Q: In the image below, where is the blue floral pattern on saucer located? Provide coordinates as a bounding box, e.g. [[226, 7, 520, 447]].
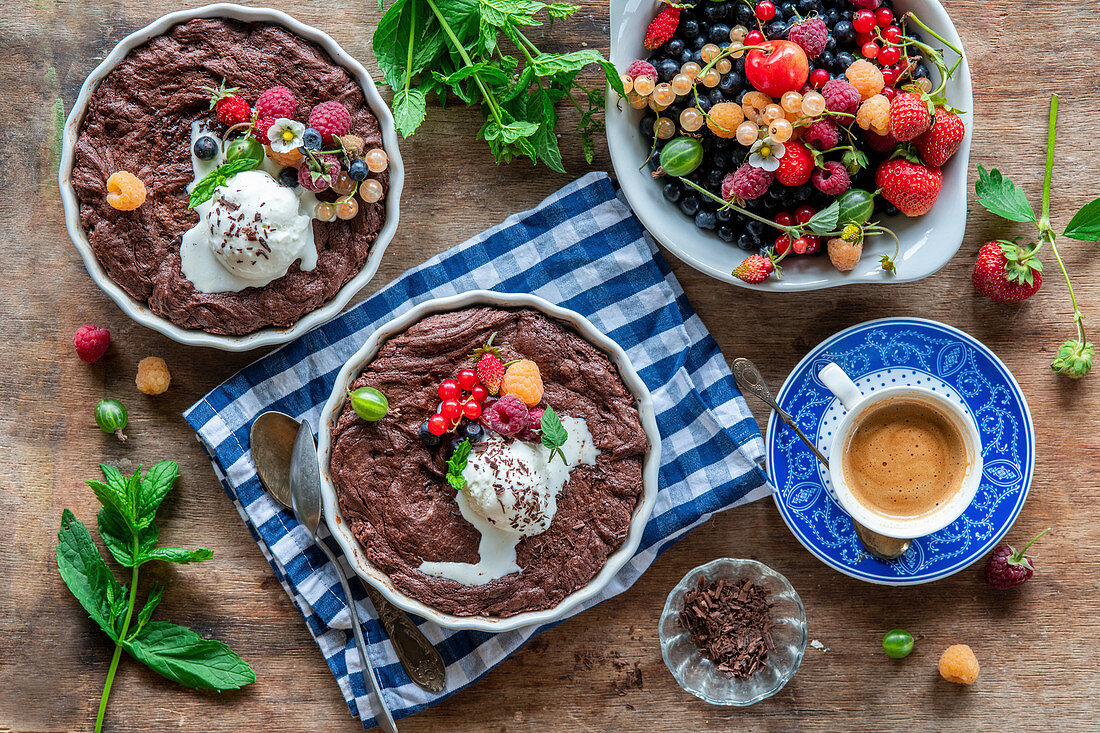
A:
[[766, 318, 1034, 585]]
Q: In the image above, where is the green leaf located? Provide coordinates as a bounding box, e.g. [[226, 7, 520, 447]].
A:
[[445, 439, 472, 491], [529, 49, 605, 77], [126, 621, 255, 691], [545, 2, 576, 19], [134, 584, 164, 635], [373, 0, 446, 89], [137, 460, 179, 528], [479, 0, 546, 27], [392, 83, 429, 138], [806, 200, 840, 235], [530, 88, 564, 173], [1063, 196, 1100, 241], [56, 509, 121, 640], [188, 158, 257, 209], [975, 165, 1036, 223], [484, 119, 540, 143], [600, 61, 626, 97], [142, 547, 214, 565], [98, 503, 150, 567], [540, 406, 569, 464]]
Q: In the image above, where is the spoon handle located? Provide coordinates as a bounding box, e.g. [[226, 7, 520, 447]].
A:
[[733, 358, 830, 469], [316, 540, 399, 733], [361, 582, 447, 692]]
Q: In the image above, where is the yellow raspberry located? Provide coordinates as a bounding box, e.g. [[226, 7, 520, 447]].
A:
[[706, 102, 745, 138], [135, 356, 171, 396], [501, 359, 544, 407], [741, 90, 771, 123], [938, 644, 980, 685], [827, 237, 862, 272], [105, 171, 147, 211], [845, 59, 884, 100], [856, 95, 891, 136], [265, 145, 303, 168]]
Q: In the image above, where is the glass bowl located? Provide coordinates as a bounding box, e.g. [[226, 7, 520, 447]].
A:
[[659, 558, 807, 706]]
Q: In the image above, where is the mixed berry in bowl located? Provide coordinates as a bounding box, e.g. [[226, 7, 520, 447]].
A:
[[618, 0, 964, 283]]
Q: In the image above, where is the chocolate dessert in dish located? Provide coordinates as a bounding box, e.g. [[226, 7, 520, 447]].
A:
[[71, 18, 390, 336], [329, 307, 649, 618]]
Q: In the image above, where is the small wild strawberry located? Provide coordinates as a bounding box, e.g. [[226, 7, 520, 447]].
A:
[[732, 254, 775, 284], [644, 4, 680, 50]]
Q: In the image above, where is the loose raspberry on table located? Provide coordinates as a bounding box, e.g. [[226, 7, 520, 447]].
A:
[[73, 324, 110, 363], [255, 86, 296, 120], [517, 406, 544, 442], [485, 395, 529, 437], [308, 101, 352, 143], [502, 359, 544, 407], [253, 116, 279, 144], [626, 59, 658, 80], [722, 164, 774, 201], [136, 356, 171, 395], [938, 645, 980, 685], [812, 160, 851, 195], [845, 59, 884, 100], [787, 18, 828, 57], [805, 118, 839, 149], [856, 94, 891, 136], [821, 79, 861, 116], [298, 154, 341, 193], [105, 171, 147, 211]]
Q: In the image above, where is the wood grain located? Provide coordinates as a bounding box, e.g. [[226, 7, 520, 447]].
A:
[[2, 0, 1099, 730]]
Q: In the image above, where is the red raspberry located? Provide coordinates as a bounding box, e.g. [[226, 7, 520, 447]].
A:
[[787, 18, 828, 58], [308, 101, 351, 143], [484, 395, 529, 437], [804, 118, 839, 149], [476, 353, 505, 395], [255, 86, 296, 120], [626, 59, 658, 80], [517, 406, 545, 442], [298, 153, 341, 192], [73, 324, 110, 363], [775, 141, 813, 187], [984, 529, 1050, 589], [812, 160, 851, 195], [215, 95, 251, 127], [722, 164, 774, 201], [821, 78, 860, 116], [253, 116, 279, 144], [644, 5, 681, 50]]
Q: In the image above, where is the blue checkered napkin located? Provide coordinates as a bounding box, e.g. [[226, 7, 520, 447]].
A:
[[183, 171, 770, 728]]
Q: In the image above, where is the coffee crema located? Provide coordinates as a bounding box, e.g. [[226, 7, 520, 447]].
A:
[[841, 398, 967, 519]]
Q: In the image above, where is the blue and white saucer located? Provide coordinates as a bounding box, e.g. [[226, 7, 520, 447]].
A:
[[766, 317, 1035, 585]]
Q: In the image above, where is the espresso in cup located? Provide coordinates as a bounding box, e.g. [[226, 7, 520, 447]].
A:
[[841, 397, 968, 519]]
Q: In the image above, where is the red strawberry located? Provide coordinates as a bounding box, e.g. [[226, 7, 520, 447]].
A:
[[972, 241, 1043, 302], [915, 109, 965, 166], [775, 142, 814, 187], [644, 4, 681, 50], [476, 353, 505, 396], [253, 116, 279, 144], [732, 254, 775, 283], [887, 92, 932, 141], [875, 158, 942, 216], [984, 528, 1050, 589], [204, 79, 251, 127]]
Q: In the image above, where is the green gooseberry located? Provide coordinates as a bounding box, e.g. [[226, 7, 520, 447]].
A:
[[348, 387, 388, 422], [94, 398, 128, 442], [883, 628, 914, 659], [225, 136, 264, 169]]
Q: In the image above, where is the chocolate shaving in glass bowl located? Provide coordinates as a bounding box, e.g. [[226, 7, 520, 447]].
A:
[[678, 576, 775, 680]]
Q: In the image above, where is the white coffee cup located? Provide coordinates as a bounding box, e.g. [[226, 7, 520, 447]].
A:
[[818, 363, 983, 539]]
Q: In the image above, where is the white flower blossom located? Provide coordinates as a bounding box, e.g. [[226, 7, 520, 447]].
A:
[[747, 136, 785, 172], [267, 118, 306, 153]]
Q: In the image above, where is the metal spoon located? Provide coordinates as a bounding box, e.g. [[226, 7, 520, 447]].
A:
[[251, 411, 446, 693], [291, 422, 399, 733], [732, 358, 911, 561]]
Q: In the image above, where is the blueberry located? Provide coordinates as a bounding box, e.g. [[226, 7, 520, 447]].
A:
[[679, 195, 701, 217], [717, 225, 735, 242], [705, 168, 725, 188], [692, 36, 706, 51], [818, 51, 836, 72], [833, 20, 855, 43], [883, 203, 900, 217], [709, 89, 725, 106], [658, 58, 680, 82], [746, 219, 767, 240], [193, 135, 219, 161], [277, 167, 300, 188], [681, 49, 696, 65], [835, 51, 856, 70], [704, 2, 730, 22], [302, 127, 323, 151], [780, 2, 796, 18], [640, 116, 656, 138], [709, 24, 731, 44], [766, 20, 788, 39], [736, 232, 759, 251], [716, 206, 733, 223], [348, 158, 368, 181], [798, 0, 819, 13], [719, 71, 742, 97], [825, 35, 837, 52], [695, 95, 712, 112], [712, 150, 730, 169], [420, 420, 442, 448], [681, 19, 700, 39], [667, 39, 686, 56], [734, 3, 755, 26], [447, 437, 469, 456], [913, 62, 929, 80], [823, 8, 840, 26], [695, 210, 718, 230], [662, 181, 683, 203], [463, 421, 485, 442]]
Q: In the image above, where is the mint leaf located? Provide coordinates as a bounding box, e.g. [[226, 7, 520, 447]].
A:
[[1063, 196, 1100, 241], [98, 503, 154, 567], [540, 406, 569, 464], [56, 509, 121, 640], [600, 61, 626, 97], [545, 2, 576, 19], [134, 584, 163, 635], [126, 621, 255, 691], [529, 49, 605, 77], [142, 547, 214, 565], [446, 439, 472, 491], [806, 200, 840, 235], [374, 0, 446, 89], [393, 82, 429, 138], [188, 158, 256, 209], [137, 460, 179, 528], [975, 165, 1036, 223]]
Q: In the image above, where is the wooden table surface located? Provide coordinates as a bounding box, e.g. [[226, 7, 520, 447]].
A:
[[3, 0, 1098, 730]]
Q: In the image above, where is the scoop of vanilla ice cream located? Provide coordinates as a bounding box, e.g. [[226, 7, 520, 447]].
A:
[[461, 439, 555, 537], [204, 170, 313, 281]]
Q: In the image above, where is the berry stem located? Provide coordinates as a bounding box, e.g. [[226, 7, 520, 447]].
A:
[[1011, 527, 1052, 561], [425, 0, 506, 125], [679, 177, 799, 237], [95, 538, 140, 733]]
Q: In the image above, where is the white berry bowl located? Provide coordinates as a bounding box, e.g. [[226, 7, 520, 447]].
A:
[[58, 3, 403, 351], [606, 0, 972, 290]]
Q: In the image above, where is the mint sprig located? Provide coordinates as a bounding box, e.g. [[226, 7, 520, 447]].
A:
[[56, 462, 254, 733], [540, 405, 569, 465], [188, 157, 256, 209], [446, 438, 472, 491], [975, 94, 1093, 378]]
